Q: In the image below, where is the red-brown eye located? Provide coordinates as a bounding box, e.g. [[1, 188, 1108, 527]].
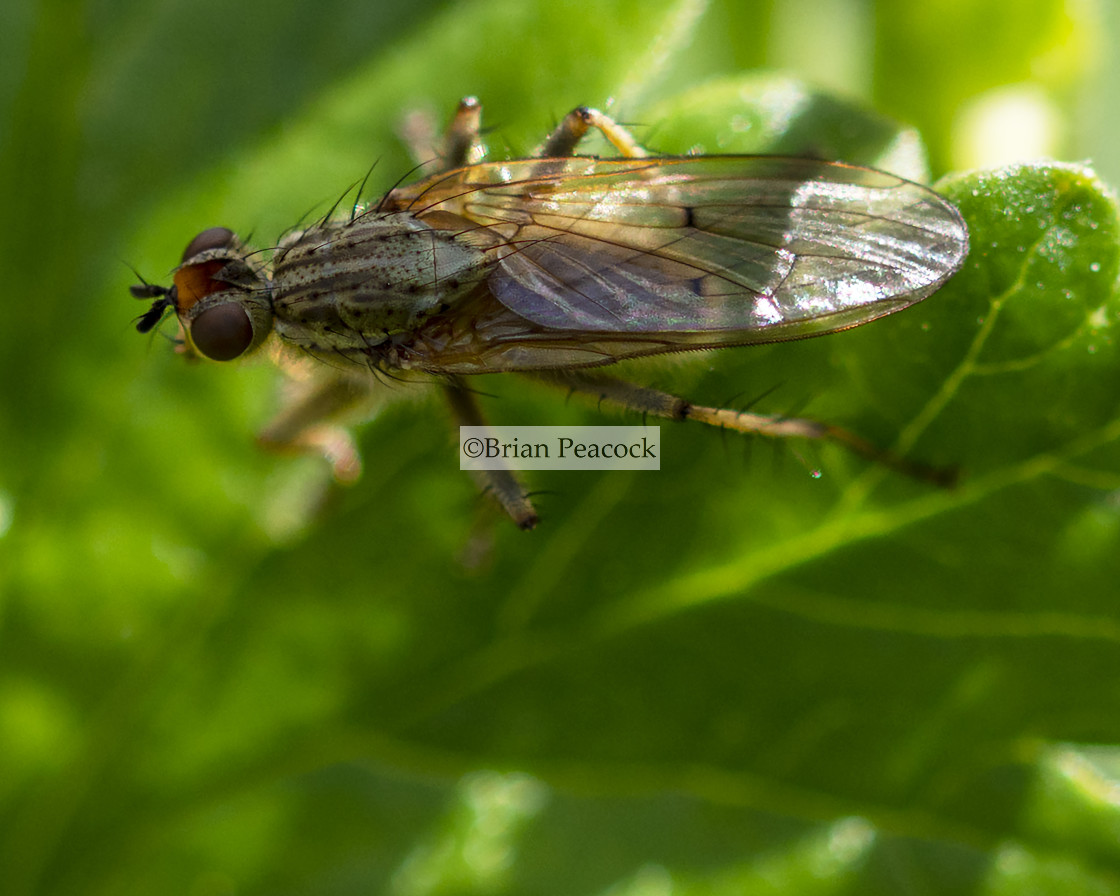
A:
[[182, 227, 235, 262], [190, 303, 253, 361]]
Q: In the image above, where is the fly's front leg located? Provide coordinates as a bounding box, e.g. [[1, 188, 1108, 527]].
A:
[[257, 374, 373, 483], [532, 371, 954, 486], [536, 106, 649, 158], [444, 378, 539, 531]]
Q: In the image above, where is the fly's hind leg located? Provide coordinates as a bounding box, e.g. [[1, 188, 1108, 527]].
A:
[[533, 371, 955, 486], [536, 107, 649, 158], [444, 377, 539, 530], [403, 99, 647, 174]]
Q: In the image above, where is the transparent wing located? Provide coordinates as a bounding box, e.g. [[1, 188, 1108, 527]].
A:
[[384, 155, 968, 372]]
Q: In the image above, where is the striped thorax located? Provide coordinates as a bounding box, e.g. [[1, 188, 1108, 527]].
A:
[[269, 214, 490, 365]]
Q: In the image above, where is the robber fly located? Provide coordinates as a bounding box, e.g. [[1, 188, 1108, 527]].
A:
[[132, 98, 969, 529]]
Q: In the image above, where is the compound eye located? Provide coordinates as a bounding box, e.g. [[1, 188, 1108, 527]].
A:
[[182, 226, 235, 262], [190, 302, 253, 361]]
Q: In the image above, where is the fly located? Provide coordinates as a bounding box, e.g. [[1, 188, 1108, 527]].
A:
[[132, 98, 969, 529]]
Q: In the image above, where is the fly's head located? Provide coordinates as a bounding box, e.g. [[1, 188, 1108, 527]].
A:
[[131, 227, 274, 362]]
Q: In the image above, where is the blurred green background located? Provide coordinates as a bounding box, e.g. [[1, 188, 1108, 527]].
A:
[[3, 0, 1120, 893]]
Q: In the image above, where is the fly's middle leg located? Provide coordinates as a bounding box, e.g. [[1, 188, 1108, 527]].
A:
[[400, 96, 485, 173], [443, 377, 539, 530], [439, 96, 485, 169]]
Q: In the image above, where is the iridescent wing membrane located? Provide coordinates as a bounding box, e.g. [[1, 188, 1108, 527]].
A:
[[386, 155, 968, 370]]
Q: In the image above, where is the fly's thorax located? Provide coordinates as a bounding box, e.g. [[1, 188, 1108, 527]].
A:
[[172, 227, 274, 362], [269, 214, 492, 356]]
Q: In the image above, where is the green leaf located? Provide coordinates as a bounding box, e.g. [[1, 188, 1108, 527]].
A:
[[873, 0, 1098, 170], [3, 1, 1120, 895]]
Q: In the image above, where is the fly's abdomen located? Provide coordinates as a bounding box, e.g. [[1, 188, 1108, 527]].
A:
[[270, 213, 492, 358]]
